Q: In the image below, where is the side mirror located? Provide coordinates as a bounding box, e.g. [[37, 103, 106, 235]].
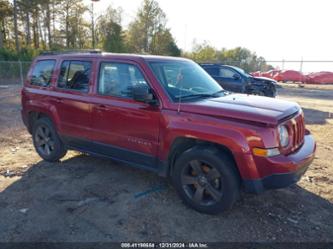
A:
[[233, 74, 241, 80], [132, 84, 157, 105]]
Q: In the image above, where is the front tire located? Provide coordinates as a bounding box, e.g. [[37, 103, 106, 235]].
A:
[[172, 146, 240, 214], [32, 117, 67, 162]]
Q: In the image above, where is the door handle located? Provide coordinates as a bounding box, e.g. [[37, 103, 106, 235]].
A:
[[96, 104, 108, 111], [55, 97, 62, 103]]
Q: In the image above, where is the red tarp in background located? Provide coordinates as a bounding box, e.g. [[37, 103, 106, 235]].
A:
[[250, 70, 333, 84], [273, 70, 305, 82], [305, 71, 333, 84]]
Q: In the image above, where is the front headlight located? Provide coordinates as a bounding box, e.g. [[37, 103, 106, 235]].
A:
[[278, 125, 289, 147]]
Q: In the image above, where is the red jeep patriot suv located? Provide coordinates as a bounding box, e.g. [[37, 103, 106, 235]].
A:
[[21, 51, 316, 214]]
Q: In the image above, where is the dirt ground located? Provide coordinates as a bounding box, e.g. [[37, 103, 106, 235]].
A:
[[0, 83, 332, 242]]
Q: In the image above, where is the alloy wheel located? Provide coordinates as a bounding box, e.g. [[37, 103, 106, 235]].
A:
[[34, 125, 55, 156], [181, 160, 223, 206]]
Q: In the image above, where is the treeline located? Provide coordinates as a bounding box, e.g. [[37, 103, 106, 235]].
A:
[[0, 0, 181, 59], [0, 0, 271, 72], [184, 42, 273, 72]]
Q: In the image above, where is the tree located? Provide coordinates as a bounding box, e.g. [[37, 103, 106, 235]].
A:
[[60, 0, 88, 48], [127, 0, 180, 55], [13, 0, 20, 51], [186, 41, 218, 62], [217, 47, 273, 72], [184, 43, 273, 72], [151, 29, 180, 56], [0, 0, 13, 48], [18, 0, 32, 47], [96, 6, 125, 52]]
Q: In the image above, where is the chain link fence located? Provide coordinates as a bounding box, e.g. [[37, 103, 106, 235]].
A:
[[0, 59, 332, 92], [0, 61, 31, 85]]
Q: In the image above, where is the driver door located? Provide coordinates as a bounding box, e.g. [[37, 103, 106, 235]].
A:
[[90, 61, 161, 170], [216, 67, 243, 92]]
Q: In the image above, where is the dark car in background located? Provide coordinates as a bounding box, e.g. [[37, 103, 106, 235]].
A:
[[200, 64, 277, 97]]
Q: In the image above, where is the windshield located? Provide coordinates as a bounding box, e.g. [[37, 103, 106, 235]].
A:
[[149, 60, 224, 101]]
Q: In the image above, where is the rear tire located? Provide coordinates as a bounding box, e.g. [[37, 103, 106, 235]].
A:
[[32, 117, 67, 162], [172, 146, 240, 214]]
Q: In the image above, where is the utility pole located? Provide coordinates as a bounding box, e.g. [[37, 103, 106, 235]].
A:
[[300, 57, 304, 84]]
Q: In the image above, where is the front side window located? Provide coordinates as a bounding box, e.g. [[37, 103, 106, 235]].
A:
[[149, 60, 224, 101], [219, 68, 236, 78], [31, 60, 56, 87], [57, 61, 91, 92], [98, 62, 148, 98]]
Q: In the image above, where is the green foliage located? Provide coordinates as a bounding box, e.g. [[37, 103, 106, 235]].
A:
[[126, 0, 180, 56], [0, 0, 271, 72], [60, 0, 90, 49], [185, 42, 217, 62], [0, 0, 12, 16], [96, 6, 125, 53], [0, 47, 39, 60], [151, 29, 181, 56], [0, 0, 13, 48], [184, 42, 273, 72]]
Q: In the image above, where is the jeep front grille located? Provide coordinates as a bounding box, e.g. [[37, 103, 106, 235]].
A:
[[281, 111, 305, 154]]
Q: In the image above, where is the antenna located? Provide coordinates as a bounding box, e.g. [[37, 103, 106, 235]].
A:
[[177, 72, 183, 113], [177, 89, 182, 113]]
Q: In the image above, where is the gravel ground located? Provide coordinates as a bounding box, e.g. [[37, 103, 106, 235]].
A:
[[0, 83, 332, 242]]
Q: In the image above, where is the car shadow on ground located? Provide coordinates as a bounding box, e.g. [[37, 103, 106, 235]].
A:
[[0, 154, 332, 242], [303, 107, 333, 125]]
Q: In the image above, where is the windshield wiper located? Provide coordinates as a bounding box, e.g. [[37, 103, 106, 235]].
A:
[[177, 93, 214, 99], [174, 89, 227, 101], [178, 91, 225, 100], [211, 90, 226, 96]]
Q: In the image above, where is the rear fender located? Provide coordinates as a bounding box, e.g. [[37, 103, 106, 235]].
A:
[[26, 99, 61, 132]]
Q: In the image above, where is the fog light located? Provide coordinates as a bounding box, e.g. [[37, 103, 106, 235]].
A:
[[253, 147, 280, 157]]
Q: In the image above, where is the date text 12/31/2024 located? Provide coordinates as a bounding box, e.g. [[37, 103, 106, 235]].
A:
[[120, 242, 208, 248]]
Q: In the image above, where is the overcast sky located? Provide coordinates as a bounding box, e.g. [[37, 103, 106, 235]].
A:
[[85, 0, 333, 71]]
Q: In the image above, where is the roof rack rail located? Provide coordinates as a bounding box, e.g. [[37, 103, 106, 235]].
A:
[[40, 49, 102, 56]]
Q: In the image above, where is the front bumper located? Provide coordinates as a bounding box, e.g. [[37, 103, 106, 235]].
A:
[[243, 134, 316, 193]]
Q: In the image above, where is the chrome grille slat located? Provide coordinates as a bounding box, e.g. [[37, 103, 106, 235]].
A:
[[292, 122, 297, 148], [296, 121, 300, 145]]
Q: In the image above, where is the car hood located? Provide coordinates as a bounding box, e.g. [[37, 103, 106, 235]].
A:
[[180, 94, 300, 125], [252, 76, 277, 84]]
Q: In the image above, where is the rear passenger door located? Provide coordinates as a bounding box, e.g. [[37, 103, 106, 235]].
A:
[[90, 60, 161, 170], [53, 60, 93, 140]]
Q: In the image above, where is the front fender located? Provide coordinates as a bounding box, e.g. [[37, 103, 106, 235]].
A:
[[159, 110, 261, 179]]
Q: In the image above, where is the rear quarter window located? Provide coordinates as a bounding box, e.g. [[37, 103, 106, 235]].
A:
[[30, 60, 56, 87], [204, 67, 219, 76]]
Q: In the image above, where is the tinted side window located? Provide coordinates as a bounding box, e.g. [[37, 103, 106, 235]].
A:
[[31, 60, 56, 87], [219, 68, 236, 78], [205, 67, 219, 76], [57, 61, 91, 92], [98, 62, 148, 98]]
